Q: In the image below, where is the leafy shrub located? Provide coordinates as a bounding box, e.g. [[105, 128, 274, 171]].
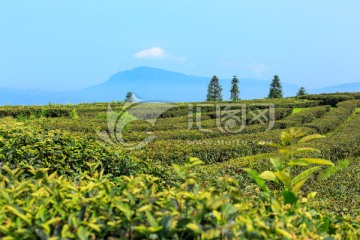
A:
[[0, 160, 359, 239], [275, 105, 331, 129], [320, 159, 351, 180], [298, 93, 355, 107], [131, 128, 317, 164], [0, 106, 71, 118], [70, 108, 79, 120], [244, 128, 334, 202], [122, 124, 273, 142], [310, 158, 360, 215], [310, 111, 360, 161], [304, 100, 359, 134], [0, 119, 140, 177]]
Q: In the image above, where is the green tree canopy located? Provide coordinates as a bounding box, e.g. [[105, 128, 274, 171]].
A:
[[296, 87, 307, 96], [125, 92, 135, 103], [268, 75, 283, 98], [206, 75, 223, 101], [230, 75, 240, 101]]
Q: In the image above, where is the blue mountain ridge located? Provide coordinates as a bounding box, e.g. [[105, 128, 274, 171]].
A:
[[0, 66, 357, 105]]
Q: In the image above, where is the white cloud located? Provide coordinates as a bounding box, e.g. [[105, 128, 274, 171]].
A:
[[133, 47, 167, 59], [248, 63, 271, 76]]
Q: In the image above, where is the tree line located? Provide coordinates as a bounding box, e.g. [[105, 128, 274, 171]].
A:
[[206, 75, 307, 101], [124, 75, 308, 103]]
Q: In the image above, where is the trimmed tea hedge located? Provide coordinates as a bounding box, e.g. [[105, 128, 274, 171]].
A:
[[122, 124, 272, 142], [0, 119, 141, 177], [304, 100, 360, 134], [190, 98, 322, 108], [131, 128, 316, 164], [128, 108, 292, 133], [310, 111, 360, 161], [298, 93, 355, 107], [275, 105, 331, 129], [0, 107, 71, 118], [310, 158, 360, 214]]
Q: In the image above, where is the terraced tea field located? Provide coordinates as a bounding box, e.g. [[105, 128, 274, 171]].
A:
[[1, 93, 360, 239]]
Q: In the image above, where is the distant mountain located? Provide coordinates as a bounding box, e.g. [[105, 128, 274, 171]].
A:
[[1, 66, 300, 105], [312, 82, 360, 94], [81, 67, 300, 102]]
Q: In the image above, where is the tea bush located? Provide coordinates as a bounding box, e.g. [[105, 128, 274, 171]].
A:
[[0, 118, 141, 177], [304, 100, 359, 134], [298, 93, 356, 107], [0, 107, 71, 118], [192, 98, 322, 108], [275, 105, 331, 129], [0, 160, 359, 239], [131, 128, 317, 164], [122, 124, 272, 142], [310, 158, 360, 215], [310, 111, 360, 161]]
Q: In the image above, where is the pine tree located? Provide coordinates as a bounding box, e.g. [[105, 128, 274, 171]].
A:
[[206, 75, 223, 101], [296, 87, 307, 96], [268, 75, 283, 98], [125, 92, 135, 103], [230, 75, 240, 101]]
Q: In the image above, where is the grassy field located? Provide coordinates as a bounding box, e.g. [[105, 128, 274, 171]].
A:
[[1, 93, 360, 239]]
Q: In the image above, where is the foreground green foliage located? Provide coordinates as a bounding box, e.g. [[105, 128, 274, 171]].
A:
[[0, 159, 359, 239], [244, 128, 334, 204], [0, 119, 140, 177]]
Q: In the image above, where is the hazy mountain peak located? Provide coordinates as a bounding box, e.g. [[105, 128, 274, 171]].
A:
[[131, 66, 175, 73], [125, 66, 187, 76], [107, 66, 188, 84], [5, 66, 358, 105]]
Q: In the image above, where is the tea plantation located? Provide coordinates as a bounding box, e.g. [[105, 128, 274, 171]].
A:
[[1, 93, 360, 239]]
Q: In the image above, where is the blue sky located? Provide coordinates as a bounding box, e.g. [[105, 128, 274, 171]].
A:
[[0, 0, 359, 91]]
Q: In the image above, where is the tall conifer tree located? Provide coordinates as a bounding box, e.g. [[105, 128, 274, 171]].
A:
[[125, 92, 135, 103], [206, 75, 223, 101], [268, 75, 283, 98], [296, 87, 307, 96], [230, 75, 240, 101]]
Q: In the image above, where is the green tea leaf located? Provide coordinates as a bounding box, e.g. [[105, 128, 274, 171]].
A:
[[259, 171, 277, 182], [295, 147, 321, 153], [269, 158, 282, 171], [76, 226, 88, 240], [297, 158, 334, 166], [292, 167, 321, 187], [298, 134, 326, 144], [275, 171, 292, 190], [146, 211, 158, 228], [186, 223, 202, 234], [281, 131, 293, 145], [288, 160, 310, 166], [5, 205, 31, 225], [243, 168, 269, 192]]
